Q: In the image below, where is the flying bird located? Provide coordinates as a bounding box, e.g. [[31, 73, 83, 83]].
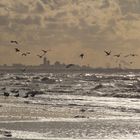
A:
[[114, 54, 121, 58], [15, 48, 20, 52], [11, 40, 18, 44], [80, 53, 84, 59], [42, 49, 51, 54], [124, 54, 130, 58], [21, 53, 27, 56], [104, 50, 111, 56], [37, 55, 43, 58], [26, 52, 31, 55], [130, 54, 138, 57]]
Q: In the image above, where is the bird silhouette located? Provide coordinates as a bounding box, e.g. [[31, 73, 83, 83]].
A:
[[80, 53, 84, 59], [15, 48, 20, 52], [11, 40, 18, 44], [130, 54, 138, 57], [114, 54, 121, 57], [42, 49, 51, 54], [21, 53, 27, 56], [66, 64, 75, 68], [104, 50, 111, 56], [21, 67, 27, 72], [37, 55, 43, 58], [4, 92, 10, 99], [124, 54, 130, 57], [26, 52, 31, 55], [1, 87, 6, 91], [23, 93, 28, 98], [14, 93, 19, 98], [11, 89, 19, 93]]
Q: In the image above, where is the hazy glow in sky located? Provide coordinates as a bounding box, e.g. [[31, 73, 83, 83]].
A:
[[0, 0, 140, 68]]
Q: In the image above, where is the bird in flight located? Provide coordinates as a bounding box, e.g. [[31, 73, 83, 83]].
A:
[[26, 52, 31, 55], [21, 53, 27, 56], [104, 50, 111, 56], [11, 40, 18, 44], [80, 53, 84, 59], [15, 48, 20, 52], [37, 55, 43, 58], [114, 54, 121, 58], [130, 54, 138, 57], [124, 53, 138, 57], [42, 49, 51, 54]]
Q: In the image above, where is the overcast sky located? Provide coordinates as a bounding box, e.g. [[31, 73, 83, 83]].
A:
[[0, 0, 140, 68]]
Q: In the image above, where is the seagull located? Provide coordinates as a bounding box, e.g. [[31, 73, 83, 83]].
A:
[[26, 52, 31, 55], [21, 67, 27, 72], [130, 54, 138, 57], [80, 53, 84, 59], [23, 93, 28, 98], [42, 49, 51, 54], [124, 54, 138, 57], [104, 50, 111, 56], [11, 89, 19, 93], [114, 54, 121, 58], [1, 87, 6, 91], [124, 54, 130, 57], [4, 92, 10, 99], [11, 40, 18, 44], [21, 53, 27, 56], [15, 48, 20, 52], [14, 93, 19, 98], [37, 55, 43, 58], [66, 64, 75, 68]]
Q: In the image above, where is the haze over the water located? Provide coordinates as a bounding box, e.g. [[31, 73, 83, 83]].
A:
[[0, 0, 140, 68]]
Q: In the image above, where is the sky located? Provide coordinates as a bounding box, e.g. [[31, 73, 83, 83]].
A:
[[0, 0, 140, 68]]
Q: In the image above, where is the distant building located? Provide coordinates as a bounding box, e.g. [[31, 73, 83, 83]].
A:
[[12, 64, 25, 67], [41, 57, 50, 66]]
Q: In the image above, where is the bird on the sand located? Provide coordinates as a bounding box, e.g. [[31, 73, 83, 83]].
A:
[[104, 50, 111, 56], [4, 92, 10, 98], [1, 87, 6, 91], [11, 89, 19, 93], [10, 40, 18, 44], [80, 53, 84, 59], [3, 131, 12, 137], [23, 93, 28, 98], [14, 93, 19, 98]]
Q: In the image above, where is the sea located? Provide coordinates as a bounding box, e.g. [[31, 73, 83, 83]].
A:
[[0, 71, 140, 139]]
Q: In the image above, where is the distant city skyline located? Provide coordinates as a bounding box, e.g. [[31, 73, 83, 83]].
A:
[[0, 0, 140, 68]]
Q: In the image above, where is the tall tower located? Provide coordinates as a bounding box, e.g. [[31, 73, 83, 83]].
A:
[[43, 57, 47, 65]]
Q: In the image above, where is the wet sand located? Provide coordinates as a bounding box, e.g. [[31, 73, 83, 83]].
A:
[[0, 96, 140, 139], [0, 72, 140, 139]]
